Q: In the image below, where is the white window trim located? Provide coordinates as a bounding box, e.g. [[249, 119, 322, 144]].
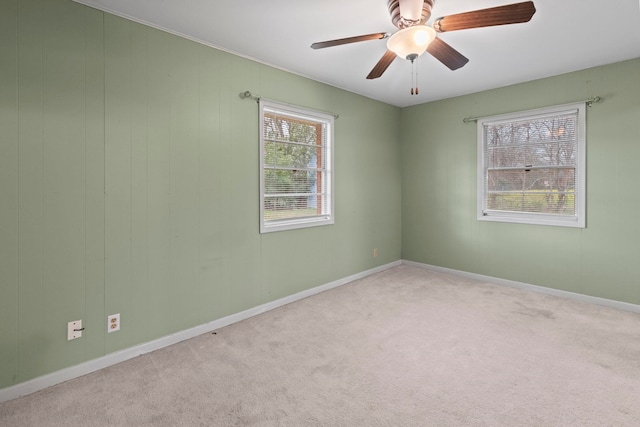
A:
[[477, 102, 586, 228], [259, 99, 335, 233]]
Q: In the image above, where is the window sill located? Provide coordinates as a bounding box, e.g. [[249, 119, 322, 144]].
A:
[[478, 212, 585, 228], [260, 216, 334, 233]]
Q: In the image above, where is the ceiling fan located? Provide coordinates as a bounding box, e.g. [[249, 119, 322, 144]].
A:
[[311, 0, 536, 82]]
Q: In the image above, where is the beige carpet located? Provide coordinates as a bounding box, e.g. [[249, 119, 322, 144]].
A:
[[1, 265, 640, 426]]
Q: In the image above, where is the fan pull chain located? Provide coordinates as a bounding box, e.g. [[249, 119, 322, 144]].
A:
[[415, 59, 419, 95], [410, 59, 414, 95], [410, 58, 419, 95]]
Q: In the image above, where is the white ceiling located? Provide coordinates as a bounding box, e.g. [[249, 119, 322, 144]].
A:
[[74, 0, 640, 108]]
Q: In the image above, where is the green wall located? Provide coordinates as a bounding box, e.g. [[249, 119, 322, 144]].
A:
[[0, 0, 401, 389], [401, 58, 640, 305], [2, 0, 639, 394]]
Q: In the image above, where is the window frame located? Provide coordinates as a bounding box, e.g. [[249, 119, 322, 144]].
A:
[[259, 99, 335, 234], [477, 102, 586, 228]]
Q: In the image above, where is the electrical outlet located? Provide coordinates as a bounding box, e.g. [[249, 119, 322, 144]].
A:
[[107, 313, 120, 333], [67, 320, 83, 341], [373, 248, 378, 257]]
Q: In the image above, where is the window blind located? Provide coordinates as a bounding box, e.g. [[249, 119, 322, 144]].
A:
[[482, 109, 579, 216]]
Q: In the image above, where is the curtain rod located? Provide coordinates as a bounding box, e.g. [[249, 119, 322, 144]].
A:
[[462, 96, 603, 124], [239, 90, 340, 119]]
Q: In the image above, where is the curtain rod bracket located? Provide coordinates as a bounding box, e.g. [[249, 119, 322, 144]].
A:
[[586, 96, 602, 107], [239, 90, 260, 103]]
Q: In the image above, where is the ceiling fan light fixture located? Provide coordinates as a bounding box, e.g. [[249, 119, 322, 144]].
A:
[[387, 25, 436, 59]]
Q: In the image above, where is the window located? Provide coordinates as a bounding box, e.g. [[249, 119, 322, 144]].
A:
[[259, 99, 334, 233], [477, 102, 586, 228]]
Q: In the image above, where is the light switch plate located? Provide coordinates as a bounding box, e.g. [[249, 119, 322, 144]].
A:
[[67, 320, 82, 341]]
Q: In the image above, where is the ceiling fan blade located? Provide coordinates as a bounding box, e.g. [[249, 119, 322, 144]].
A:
[[366, 50, 397, 79], [433, 1, 536, 33], [311, 33, 388, 49], [426, 38, 469, 70]]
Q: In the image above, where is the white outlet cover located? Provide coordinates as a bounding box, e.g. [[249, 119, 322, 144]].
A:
[[107, 313, 120, 333], [67, 320, 82, 341]]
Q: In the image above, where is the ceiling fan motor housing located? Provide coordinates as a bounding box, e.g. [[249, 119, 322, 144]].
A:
[[388, 0, 434, 29]]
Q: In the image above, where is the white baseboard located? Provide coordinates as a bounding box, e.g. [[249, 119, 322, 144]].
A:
[[402, 260, 640, 314], [0, 260, 401, 404]]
